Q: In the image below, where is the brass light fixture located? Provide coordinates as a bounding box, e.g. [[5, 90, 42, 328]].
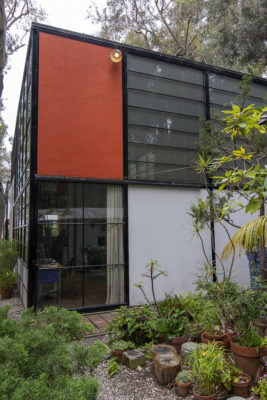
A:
[[110, 49, 122, 63]]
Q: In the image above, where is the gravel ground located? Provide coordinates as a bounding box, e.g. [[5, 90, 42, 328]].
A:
[[0, 288, 24, 318]]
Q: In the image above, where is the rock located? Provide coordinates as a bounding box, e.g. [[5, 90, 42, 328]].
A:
[[123, 349, 146, 370], [227, 397, 246, 400], [180, 342, 198, 362], [102, 344, 112, 360]]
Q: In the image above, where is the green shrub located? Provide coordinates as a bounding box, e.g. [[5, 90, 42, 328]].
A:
[[0, 306, 101, 400], [21, 306, 93, 341], [106, 305, 158, 345], [0, 240, 18, 273]]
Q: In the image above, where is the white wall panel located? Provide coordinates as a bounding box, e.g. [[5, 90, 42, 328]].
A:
[[214, 194, 251, 288], [128, 186, 212, 305]]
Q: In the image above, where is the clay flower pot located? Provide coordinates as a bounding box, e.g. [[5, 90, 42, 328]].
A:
[[0, 286, 13, 299], [176, 381, 192, 397], [231, 372, 251, 397], [205, 331, 225, 341], [193, 387, 217, 400], [252, 318, 267, 338], [111, 348, 128, 362], [201, 332, 230, 348], [230, 337, 267, 379], [171, 333, 190, 354]]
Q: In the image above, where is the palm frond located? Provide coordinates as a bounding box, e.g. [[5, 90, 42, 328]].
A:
[[222, 215, 267, 260]]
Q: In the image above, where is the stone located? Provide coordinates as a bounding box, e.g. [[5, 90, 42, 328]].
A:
[[122, 349, 146, 370], [180, 342, 199, 362], [227, 397, 245, 400]]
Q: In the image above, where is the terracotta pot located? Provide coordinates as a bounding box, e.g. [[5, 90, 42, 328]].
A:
[[0, 286, 13, 299], [171, 333, 190, 354], [252, 318, 267, 339], [111, 348, 127, 362], [176, 381, 191, 397], [201, 332, 230, 348], [205, 331, 225, 341], [193, 388, 217, 400], [230, 337, 267, 379], [231, 372, 251, 397]]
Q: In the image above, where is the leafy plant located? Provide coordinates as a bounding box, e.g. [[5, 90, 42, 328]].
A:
[[109, 339, 135, 351], [105, 305, 158, 345], [134, 259, 168, 316], [0, 270, 18, 287], [252, 366, 267, 400], [186, 342, 231, 396], [0, 240, 18, 273], [137, 340, 156, 360], [107, 358, 120, 377], [0, 305, 100, 400], [176, 369, 192, 383]]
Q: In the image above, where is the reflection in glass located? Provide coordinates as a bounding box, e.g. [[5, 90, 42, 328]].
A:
[[38, 182, 83, 222], [37, 267, 83, 308], [84, 266, 107, 307], [37, 224, 83, 267]]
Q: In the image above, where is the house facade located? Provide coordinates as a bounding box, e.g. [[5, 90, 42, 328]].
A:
[[10, 23, 267, 311]]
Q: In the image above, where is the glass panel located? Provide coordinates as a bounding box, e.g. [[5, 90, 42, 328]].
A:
[[37, 267, 83, 309], [127, 54, 203, 85], [128, 71, 204, 101], [84, 223, 107, 265], [38, 182, 83, 223], [84, 183, 106, 222], [129, 161, 202, 183], [128, 89, 204, 117], [37, 224, 83, 267], [128, 108, 203, 133], [84, 266, 107, 307], [129, 143, 198, 166]]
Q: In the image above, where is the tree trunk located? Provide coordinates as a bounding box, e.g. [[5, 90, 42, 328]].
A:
[[259, 201, 266, 283], [0, 0, 6, 101], [0, 179, 6, 239]]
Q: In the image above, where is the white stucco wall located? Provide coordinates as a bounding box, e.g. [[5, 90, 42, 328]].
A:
[[128, 185, 212, 306], [214, 194, 251, 288]]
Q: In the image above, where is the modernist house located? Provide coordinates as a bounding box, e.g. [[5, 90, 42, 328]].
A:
[[10, 23, 267, 311]]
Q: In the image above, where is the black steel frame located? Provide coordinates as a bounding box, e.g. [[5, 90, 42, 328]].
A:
[[12, 22, 267, 312]]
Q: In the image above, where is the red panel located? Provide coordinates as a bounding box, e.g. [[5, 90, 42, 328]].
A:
[[37, 33, 123, 180]]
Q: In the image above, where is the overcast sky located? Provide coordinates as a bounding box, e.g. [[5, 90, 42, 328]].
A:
[[3, 0, 106, 146]]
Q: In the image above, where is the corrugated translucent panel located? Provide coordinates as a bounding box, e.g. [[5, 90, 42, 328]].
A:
[[129, 161, 202, 183], [128, 54, 203, 85], [128, 108, 203, 133], [209, 73, 267, 99], [128, 89, 204, 117], [127, 54, 205, 183], [209, 89, 264, 107], [129, 143, 197, 166], [128, 71, 204, 101], [128, 126, 198, 150]]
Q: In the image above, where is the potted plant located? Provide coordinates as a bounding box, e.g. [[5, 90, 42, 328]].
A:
[[109, 339, 135, 361], [175, 370, 192, 397], [186, 342, 230, 400], [231, 371, 251, 397], [230, 328, 266, 379], [0, 270, 18, 299]]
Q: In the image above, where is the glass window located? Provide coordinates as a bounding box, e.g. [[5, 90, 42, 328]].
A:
[[36, 182, 125, 309]]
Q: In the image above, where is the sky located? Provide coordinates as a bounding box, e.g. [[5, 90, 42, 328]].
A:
[[3, 0, 106, 147]]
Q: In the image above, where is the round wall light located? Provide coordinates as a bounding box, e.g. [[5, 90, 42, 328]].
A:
[[110, 49, 122, 63]]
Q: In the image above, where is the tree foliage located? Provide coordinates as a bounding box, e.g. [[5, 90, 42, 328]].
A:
[[87, 0, 267, 74]]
